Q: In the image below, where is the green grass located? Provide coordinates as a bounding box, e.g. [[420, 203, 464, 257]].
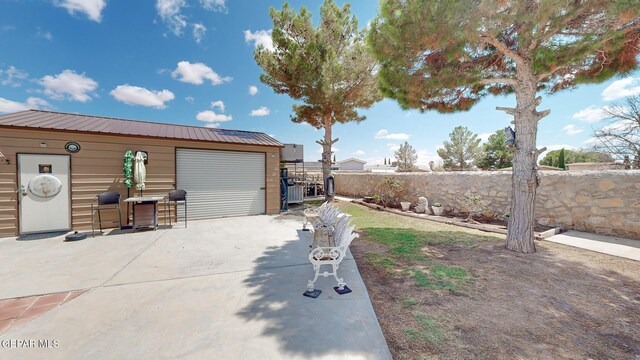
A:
[[339, 202, 487, 293], [402, 296, 419, 309], [404, 312, 447, 345], [410, 265, 471, 291]]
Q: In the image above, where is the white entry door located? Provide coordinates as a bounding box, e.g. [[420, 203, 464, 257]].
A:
[[176, 149, 265, 219], [18, 154, 71, 234]]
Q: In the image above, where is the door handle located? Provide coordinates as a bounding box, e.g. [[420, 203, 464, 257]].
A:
[[260, 187, 266, 190], [18, 185, 27, 196]]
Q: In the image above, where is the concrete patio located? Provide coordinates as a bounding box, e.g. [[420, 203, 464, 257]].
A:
[[0, 215, 391, 359]]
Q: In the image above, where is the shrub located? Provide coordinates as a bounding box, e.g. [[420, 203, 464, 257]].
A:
[[376, 176, 405, 208], [458, 193, 485, 221]]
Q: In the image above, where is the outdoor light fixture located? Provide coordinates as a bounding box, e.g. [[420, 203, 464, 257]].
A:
[[40, 142, 47, 148], [0, 150, 7, 165]]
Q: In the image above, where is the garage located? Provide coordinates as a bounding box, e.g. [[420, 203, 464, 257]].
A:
[[176, 149, 266, 219], [0, 110, 282, 237]]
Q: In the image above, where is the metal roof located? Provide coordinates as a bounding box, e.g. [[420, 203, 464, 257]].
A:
[[0, 110, 283, 147]]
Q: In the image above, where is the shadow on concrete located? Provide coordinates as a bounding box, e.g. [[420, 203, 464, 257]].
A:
[[236, 227, 391, 359], [16, 231, 68, 241]]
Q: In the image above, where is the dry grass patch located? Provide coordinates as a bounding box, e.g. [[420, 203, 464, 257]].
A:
[[338, 201, 640, 360]]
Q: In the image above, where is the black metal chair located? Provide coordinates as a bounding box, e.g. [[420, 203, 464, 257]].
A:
[[167, 189, 187, 228], [91, 192, 122, 237]]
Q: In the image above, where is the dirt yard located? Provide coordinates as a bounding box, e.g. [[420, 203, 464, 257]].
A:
[[337, 201, 640, 360]]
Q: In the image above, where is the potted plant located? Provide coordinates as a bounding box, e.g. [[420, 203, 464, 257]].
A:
[[432, 202, 444, 216], [400, 201, 411, 211]]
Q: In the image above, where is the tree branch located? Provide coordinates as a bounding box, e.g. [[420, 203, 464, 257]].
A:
[[477, 78, 517, 86], [496, 106, 518, 116], [536, 147, 547, 156], [480, 33, 526, 67], [316, 138, 340, 146], [535, 109, 551, 121]]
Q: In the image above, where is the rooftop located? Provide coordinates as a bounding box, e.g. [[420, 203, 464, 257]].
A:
[[0, 110, 283, 147]]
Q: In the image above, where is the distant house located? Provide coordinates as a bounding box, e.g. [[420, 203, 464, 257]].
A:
[[567, 162, 626, 171], [365, 164, 397, 173], [337, 158, 366, 171]]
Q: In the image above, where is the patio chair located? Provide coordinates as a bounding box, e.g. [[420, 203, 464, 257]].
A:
[[91, 192, 122, 237], [167, 189, 187, 228]]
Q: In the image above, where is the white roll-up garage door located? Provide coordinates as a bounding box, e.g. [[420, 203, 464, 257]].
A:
[[176, 149, 265, 219]]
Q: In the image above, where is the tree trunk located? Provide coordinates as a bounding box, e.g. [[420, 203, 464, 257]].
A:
[[321, 113, 335, 202], [506, 71, 546, 253]]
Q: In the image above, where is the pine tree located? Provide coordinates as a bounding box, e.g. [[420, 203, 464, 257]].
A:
[[254, 0, 381, 201], [437, 126, 481, 170], [558, 148, 566, 170], [477, 129, 514, 170], [370, 0, 640, 253], [395, 141, 418, 172]]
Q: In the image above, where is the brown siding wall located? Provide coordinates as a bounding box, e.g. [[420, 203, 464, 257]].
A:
[[0, 128, 281, 238]]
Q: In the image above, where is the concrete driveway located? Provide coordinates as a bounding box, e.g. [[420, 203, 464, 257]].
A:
[[0, 215, 391, 359]]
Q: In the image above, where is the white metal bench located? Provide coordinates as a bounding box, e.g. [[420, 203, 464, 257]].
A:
[[306, 204, 359, 294]]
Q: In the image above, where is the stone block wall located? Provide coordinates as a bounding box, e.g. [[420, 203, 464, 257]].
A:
[[334, 170, 640, 239]]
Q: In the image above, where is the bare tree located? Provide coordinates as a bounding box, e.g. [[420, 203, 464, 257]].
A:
[[592, 95, 640, 168]]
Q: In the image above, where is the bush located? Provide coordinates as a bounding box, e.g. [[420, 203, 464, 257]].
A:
[[376, 177, 405, 208], [458, 193, 485, 221]]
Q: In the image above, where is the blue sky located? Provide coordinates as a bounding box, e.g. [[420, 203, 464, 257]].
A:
[[1, 0, 639, 164]]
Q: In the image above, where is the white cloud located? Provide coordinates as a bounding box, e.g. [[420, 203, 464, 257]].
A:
[[571, 105, 615, 124], [387, 143, 400, 151], [244, 29, 274, 51], [192, 23, 206, 43], [156, 0, 187, 35], [250, 106, 270, 117], [562, 124, 583, 136], [375, 129, 411, 140], [416, 149, 439, 165], [248, 85, 258, 95], [36, 28, 53, 41], [354, 150, 366, 155], [1, 66, 28, 87], [184, 96, 194, 103], [601, 77, 640, 101], [210, 100, 225, 112], [478, 132, 492, 143], [53, 0, 106, 22], [205, 123, 220, 128], [110, 84, 175, 109], [1, 25, 16, 32], [196, 110, 232, 122], [171, 61, 231, 86], [40, 70, 98, 102], [53, 0, 107, 22], [537, 144, 578, 161], [157, 0, 227, 37], [200, 0, 227, 12], [0, 97, 50, 113]]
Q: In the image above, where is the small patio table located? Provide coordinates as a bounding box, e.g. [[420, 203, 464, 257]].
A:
[[124, 196, 165, 231]]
